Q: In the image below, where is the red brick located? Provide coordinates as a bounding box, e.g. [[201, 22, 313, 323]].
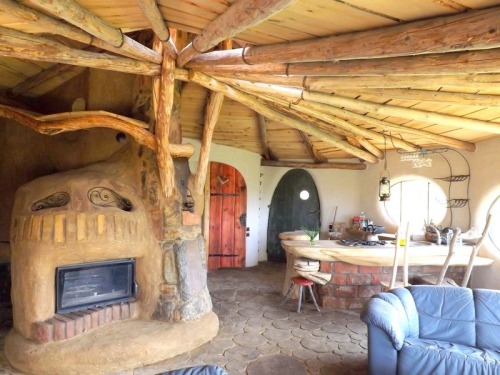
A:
[[67, 313, 84, 335], [48, 318, 66, 341], [382, 266, 393, 274], [358, 285, 382, 298], [89, 309, 100, 328], [319, 261, 332, 273], [347, 273, 372, 286], [423, 266, 441, 273], [334, 262, 358, 274], [55, 314, 75, 339], [129, 301, 138, 318], [322, 297, 349, 309], [372, 273, 391, 284], [121, 303, 130, 320], [98, 308, 106, 326], [78, 311, 93, 331], [330, 274, 347, 285], [32, 321, 53, 343], [359, 266, 382, 274], [112, 304, 121, 320], [104, 306, 113, 323], [335, 285, 357, 298]]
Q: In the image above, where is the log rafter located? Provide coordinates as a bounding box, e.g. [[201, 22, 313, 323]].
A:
[[136, 0, 178, 59], [4, 0, 161, 63], [0, 27, 160, 76], [187, 6, 500, 66], [178, 71, 380, 163], [177, 0, 298, 67], [213, 76, 498, 139]]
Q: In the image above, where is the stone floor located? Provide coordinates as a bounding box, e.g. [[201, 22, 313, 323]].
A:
[[0, 262, 368, 375]]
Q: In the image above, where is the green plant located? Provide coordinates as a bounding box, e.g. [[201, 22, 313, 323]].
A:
[[301, 226, 321, 244]]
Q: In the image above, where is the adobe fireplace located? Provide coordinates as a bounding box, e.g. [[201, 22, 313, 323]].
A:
[[4, 161, 218, 375]]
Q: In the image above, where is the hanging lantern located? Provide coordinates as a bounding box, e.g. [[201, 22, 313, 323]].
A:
[[379, 173, 391, 201], [379, 133, 391, 201]]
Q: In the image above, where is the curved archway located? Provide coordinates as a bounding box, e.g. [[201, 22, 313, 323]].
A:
[[267, 169, 320, 262]]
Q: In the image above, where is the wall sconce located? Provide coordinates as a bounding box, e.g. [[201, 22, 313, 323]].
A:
[[379, 134, 391, 202], [181, 180, 195, 212]]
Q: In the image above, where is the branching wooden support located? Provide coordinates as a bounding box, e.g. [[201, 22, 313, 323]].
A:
[[0, 104, 194, 157], [195, 91, 224, 194]]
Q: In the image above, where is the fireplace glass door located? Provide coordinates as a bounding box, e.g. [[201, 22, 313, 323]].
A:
[[56, 258, 136, 313]]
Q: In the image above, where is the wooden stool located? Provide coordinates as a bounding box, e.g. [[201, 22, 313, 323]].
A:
[[281, 276, 320, 313]]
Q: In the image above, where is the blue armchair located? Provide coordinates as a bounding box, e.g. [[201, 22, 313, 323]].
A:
[[361, 286, 500, 375]]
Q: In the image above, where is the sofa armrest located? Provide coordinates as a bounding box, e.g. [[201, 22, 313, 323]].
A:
[[361, 295, 410, 350]]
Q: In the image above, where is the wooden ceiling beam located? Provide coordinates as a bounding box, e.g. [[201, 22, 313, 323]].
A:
[[261, 159, 366, 170], [136, 0, 177, 59], [0, 104, 194, 157], [334, 88, 500, 108], [216, 76, 477, 151], [190, 48, 500, 76], [257, 114, 276, 160], [179, 71, 379, 163], [177, 0, 298, 67], [214, 76, 500, 135], [8, 0, 161, 63], [221, 77, 415, 151], [8, 64, 86, 98], [0, 27, 160, 76], [187, 6, 500, 65], [210, 72, 500, 91], [195, 91, 224, 194], [299, 131, 329, 163]]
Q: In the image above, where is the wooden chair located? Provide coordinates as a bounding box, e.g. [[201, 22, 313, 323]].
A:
[[413, 227, 462, 286], [461, 213, 493, 287], [380, 222, 411, 291]]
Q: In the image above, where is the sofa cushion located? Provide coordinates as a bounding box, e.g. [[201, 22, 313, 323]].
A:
[[399, 337, 500, 375], [408, 286, 476, 347], [474, 288, 500, 351]]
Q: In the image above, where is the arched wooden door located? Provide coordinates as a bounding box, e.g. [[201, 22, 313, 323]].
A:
[[267, 169, 320, 262], [208, 162, 247, 270]]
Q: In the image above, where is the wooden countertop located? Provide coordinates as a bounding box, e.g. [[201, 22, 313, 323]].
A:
[[280, 240, 495, 267]]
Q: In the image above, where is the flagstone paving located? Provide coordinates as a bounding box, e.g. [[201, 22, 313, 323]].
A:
[[0, 262, 368, 374]]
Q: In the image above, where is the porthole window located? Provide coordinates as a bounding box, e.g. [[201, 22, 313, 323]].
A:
[[299, 190, 310, 200], [487, 195, 500, 252], [384, 179, 447, 232]]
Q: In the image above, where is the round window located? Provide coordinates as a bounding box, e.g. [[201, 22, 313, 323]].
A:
[[384, 179, 447, 232]]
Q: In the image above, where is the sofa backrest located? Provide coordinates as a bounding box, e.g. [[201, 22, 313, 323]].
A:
[[408, 286, 476, 347], [474, 288, 500, 351]]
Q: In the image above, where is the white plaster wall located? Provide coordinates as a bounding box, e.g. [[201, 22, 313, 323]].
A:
[[185, 138, 261, 267], [186, 136, 499, 289], [257, 166, 363, 262], [465, 138, 500, 289]]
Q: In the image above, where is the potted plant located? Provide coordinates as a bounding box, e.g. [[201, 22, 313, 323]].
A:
[[301, 226, 321, 245]]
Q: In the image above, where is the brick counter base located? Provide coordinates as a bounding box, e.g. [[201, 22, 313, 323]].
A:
[[317, 261, 465, 309]]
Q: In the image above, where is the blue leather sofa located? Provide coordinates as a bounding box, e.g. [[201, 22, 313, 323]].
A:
[[361, 286, 500, 375]]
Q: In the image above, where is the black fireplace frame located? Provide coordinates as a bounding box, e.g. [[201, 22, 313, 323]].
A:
[[55, 258, 136, 314]]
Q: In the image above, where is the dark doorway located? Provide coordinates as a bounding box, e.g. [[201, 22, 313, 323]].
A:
[[267, 169, 320, 262]]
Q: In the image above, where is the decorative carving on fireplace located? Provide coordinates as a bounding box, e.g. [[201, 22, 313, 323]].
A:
[[31, 192, 69, 211], [87, 186, 133, 211]]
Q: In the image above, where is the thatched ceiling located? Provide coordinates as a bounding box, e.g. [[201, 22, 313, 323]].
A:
[[0, 0, 499, 168]]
